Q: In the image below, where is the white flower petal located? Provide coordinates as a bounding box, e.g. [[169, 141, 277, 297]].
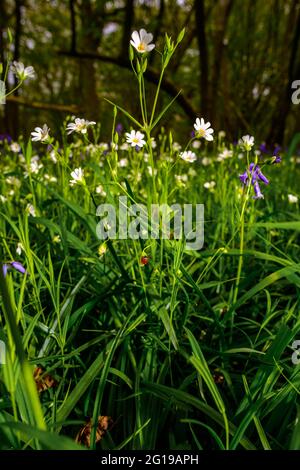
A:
[[131, 30, 140, 45], [139, 29, 148, 40]]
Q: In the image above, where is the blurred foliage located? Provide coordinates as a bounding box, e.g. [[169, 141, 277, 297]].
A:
[[0, 0, 300, 144]]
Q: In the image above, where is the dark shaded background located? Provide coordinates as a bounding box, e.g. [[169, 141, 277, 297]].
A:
[[1, 0, 300, 145]]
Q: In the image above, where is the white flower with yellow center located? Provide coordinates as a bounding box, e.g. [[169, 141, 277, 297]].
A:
[[130, 29, 155, 53], [180, 150, 197, 163], [96, 185, 106, 196], [10, 142, 21, 153], [173, 142, 182, 152], [239, 135, 255, 151], [11, 61, 35, 80], [66, 118, 96, 135], [119, 158, 128, 167], [70, 167, 85, 186], [31, 124, 50, 142], [26, 203, 36, 217], [125, 130, 146, 148], [202, 157, 212, 166], [204, 181, 216, 190], [288, 194, 298, 204], [217, 148, 233, 161], [194, 118, 214, 141]]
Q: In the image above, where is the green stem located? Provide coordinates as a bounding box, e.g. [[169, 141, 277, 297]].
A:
[[141, 73, 148, 124], [145, 129, 158, 204], [232, 152, 253, 306], [138, 75, 147, 127], [149, 66, 165, 128], [5, 81, 23, 98], [0, 266, 46, 433]]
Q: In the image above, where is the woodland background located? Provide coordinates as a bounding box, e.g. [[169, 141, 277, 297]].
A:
[[1, 0, 300, 145]]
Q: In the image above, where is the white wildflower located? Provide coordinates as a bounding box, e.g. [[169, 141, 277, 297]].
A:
[[192, 140, 201, 149], [125, 130, 146, 148], [66, 118, 96, 135], [217, 148, 233, 161], [10, 142, 21, 153], [130, 29, 155, 53], [239, 135, 255, 151], [204, 181, 216, 190], [31, 124, 50, 142], [26, 203, 36, 217], [180, 150, 197, 163], [16, 242, 24, 256], [11, 61, 35, 80], [119, 158, 128, 167], [172, 142, 182, 152], [194, 118, 214, 141], [69, 167, 84, 186], [95, 185, 106, 196], [288, 194, 298, 204], [202, 157, 212, 166]]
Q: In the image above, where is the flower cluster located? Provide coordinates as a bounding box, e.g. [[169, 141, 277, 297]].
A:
[[180, 150, 197, 163], [239, 163, 269, 199]]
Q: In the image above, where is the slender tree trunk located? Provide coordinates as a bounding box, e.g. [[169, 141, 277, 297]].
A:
[[70, 0, 77, 53], [267, 0, 300, 144], [0, 0, 9, 134], [78, 0, 105, 118], [211, 0, 234, 125], [8, 0, 22, 137], [120, 0, 134, 59], [194, 0, 210, 119]]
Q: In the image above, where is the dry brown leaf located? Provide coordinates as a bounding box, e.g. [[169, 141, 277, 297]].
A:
[[75, 416, 112, 448], [33, 366, 57, 393]]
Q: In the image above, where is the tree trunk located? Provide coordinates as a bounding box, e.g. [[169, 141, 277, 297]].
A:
[[267, 0, 300, 144], [0, 0, 9, 135], [8, 0, 22, 138], [194, 0, 210, 119], [78, 0, 105, 118], [120, 0, 134, 59], [211, 0, 234, 125]]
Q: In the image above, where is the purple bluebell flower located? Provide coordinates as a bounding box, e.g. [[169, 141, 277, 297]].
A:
[[2, 264, 9, 277], [259, 143, 268, 154], [273, 145, 281, 156], [239, 162, 269, 199], [272, 155, 282, 164], [253, 181, 264, 199], [0, 133, 12, 144], [239, 171, 248, 185], [116, 123, 123, 135], [2, 262, 27, 277], [258, 142, 282, 164], [11, 261, 27, 274]]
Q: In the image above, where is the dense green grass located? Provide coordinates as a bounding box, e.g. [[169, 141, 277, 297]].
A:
[[0, 30, 300, 451], [0, 126, 300, 450]]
